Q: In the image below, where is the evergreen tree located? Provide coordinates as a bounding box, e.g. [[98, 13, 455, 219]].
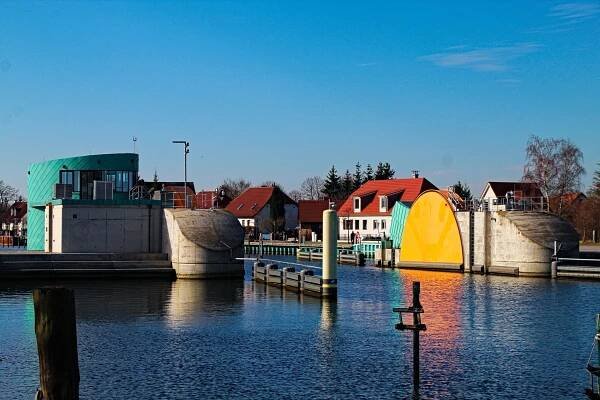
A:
[[363, 164, 374, 183], [322, 165, 342, 200], [374, 162, 395, 180], [590, 163, 600, 198], [452, 181, 473, 202], [342, 170, 353, 199], [353, 162, 363, 190]]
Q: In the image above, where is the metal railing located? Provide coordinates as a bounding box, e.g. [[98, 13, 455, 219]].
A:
[[161, 192, 195, 209], [464, 196, 549, 213]]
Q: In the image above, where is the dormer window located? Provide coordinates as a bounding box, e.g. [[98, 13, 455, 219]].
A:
[[380, 196, 388, 212], [353, 197, 361, 212]]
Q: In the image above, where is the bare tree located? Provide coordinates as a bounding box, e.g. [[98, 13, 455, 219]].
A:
[[300, 176, 324, 200], [0, 180, 19, 211], [523, 135, 585, 201], [288, 190, 302, 202], [221, 178, 251, 199]]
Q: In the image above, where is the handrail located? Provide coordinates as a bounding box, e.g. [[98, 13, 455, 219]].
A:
[[235, 257, 322, 270]]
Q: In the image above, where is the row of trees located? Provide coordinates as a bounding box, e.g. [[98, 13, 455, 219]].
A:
[[321, 162, 396, 201]]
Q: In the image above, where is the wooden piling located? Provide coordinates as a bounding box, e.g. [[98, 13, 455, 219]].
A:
[[33, 287, 80, 400]]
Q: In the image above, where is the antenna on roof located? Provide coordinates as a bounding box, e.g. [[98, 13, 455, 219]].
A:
[[133, 137, 138, 153], [411, 170, 420, 179]]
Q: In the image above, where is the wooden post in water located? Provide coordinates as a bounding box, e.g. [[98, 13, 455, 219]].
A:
[[394, 282, 426, 399], [33, 288, 79, 400]]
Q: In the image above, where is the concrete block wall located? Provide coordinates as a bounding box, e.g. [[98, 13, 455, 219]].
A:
[[455, 212, 471, 270], [473, 212, 487, 268], [455, 211, 568, 276], [46, 204, 162, 253]]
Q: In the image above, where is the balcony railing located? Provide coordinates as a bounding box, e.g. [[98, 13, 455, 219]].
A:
[[464, 196, 549, 213]]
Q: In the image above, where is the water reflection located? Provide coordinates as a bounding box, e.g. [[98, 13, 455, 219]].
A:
[[320, 299, 337, 332], [0, 279, 173, 322], [167, 279, 244, 327]]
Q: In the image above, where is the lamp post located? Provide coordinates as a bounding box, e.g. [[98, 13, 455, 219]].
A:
[[172, 140, 190, 208]]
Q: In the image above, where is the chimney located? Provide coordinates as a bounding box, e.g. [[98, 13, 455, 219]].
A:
[[411, 170, 420, 179]]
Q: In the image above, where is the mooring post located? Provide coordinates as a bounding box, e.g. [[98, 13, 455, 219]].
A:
[[393, 281, 426, 399], [321, 205, 338, 298], [412, 283, 421, 399], [33, 287, 80, 400]]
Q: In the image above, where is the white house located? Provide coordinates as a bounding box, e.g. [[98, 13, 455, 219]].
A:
[[337, 177, 437, 240]]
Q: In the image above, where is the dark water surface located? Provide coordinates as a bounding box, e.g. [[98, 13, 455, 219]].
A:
[[1, 257, 599, 399]]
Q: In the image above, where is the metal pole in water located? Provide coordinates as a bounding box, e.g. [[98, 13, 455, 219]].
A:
[[322, 205, 338, 298], [412, 283, 421, 399], [393, 281, 426, 399]]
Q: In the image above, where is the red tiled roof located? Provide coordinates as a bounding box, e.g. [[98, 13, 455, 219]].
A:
[[225, 187, 275, 218], [337, 178, 437, 216], [298, 200, 330, 223]]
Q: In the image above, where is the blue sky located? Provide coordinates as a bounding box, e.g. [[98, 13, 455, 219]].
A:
[[0, 1, 598, 196]]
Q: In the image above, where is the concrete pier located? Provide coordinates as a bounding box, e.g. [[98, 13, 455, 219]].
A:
[[0, 252, 174, 278], [321, 209, 338, 298]]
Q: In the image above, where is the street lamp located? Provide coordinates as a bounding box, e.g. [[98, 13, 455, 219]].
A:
[[172, 140, 190, 208]]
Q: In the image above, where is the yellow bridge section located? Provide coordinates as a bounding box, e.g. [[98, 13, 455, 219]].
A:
[[399, 190, 464, 267]]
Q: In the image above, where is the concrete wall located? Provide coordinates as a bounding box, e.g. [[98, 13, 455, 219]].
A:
[[455, 212, 471, 269], [455, 211, 579, 276], [162, 209, 244, 279], [45, 204, 161, 253]]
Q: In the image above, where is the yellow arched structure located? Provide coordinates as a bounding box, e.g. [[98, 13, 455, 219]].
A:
[[399, 190, 463, 267]]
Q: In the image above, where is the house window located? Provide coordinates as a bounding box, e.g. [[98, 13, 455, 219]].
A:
[[380, 196, 388, 212], [241, 220, 246, 226], [362, 220, 367, 230], [381, 219, 386, 229], [353, 197, 361, 212], [373, 220, 379, 230], [354, 220, 359, 230]]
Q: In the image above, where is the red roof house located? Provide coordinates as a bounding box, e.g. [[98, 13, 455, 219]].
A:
[[225, 186, 298, 235], [298, 199, 331, 224], [337, 178, 437, 217], [337, 178, 437, 240], [0, 201, 27, 237]]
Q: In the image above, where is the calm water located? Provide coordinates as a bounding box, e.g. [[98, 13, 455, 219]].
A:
[[1, 257, 599, 399]]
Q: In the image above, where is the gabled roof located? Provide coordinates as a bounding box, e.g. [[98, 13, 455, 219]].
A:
[[299, 199, 331, 223], [338, 178, 437, 216], [482, 181, 542, 199], [0, 201, 27, 223], [225, 187, 276, 218]]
